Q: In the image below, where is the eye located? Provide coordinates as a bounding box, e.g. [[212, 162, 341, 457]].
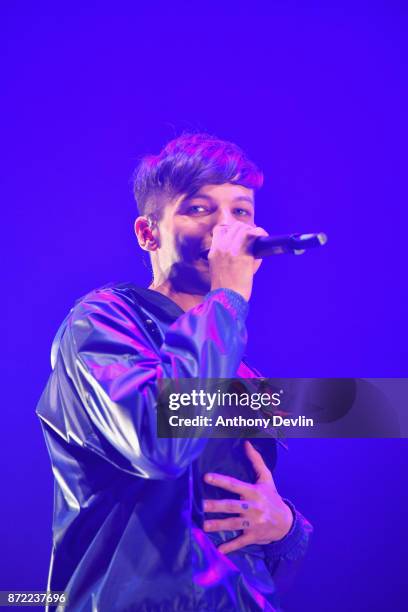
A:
[[185, 204, 209, 215], [234, 208, 251, 217]]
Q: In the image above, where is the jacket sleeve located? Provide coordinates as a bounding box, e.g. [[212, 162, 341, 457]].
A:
[[263, 498, 313, 588], [45, 287, 249, 480]]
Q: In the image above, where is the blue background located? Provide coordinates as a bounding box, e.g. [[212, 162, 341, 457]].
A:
[[2, 1, 407, 610]]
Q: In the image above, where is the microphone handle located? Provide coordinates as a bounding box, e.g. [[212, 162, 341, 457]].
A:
[[252, 232, 328, 258]]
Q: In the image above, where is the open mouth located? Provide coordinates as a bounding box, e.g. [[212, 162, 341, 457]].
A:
[[199, 250, 210, 261]]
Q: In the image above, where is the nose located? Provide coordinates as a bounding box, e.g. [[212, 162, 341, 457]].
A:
[[210, 207, 236, 233]]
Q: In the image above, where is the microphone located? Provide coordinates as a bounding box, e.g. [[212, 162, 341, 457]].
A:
[[251, 232, 328, 258]]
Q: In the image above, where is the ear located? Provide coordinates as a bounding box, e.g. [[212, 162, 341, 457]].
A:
[[134, 216, 159, 252]]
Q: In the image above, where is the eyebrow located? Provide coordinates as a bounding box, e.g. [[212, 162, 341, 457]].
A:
[[231, 195, 254, 206], [184, 194, 254, 206]]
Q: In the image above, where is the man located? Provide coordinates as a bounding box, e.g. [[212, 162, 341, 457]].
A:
[[37, 133, 312, 611]]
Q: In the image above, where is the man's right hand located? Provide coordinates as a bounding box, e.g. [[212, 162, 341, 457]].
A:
[[208, 221, 268, 302]]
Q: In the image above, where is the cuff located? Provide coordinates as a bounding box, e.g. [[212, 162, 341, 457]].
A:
[[205, 288, 249, 321], [263, 498, 313, 562]]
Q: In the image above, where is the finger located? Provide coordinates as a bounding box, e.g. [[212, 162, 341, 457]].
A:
[[244, 441, 275, 486], [231, 223, 265, 256], [211, 222, 247, 253], [230, 225, 268, 269], [245, 225, 269, 239], [218, 534, 252, 555], [204, 516, 252, 533], [204, 472, 255, 498], [253, 258, 263, 274], [203, 499, 252, 514], [244, 227, 268, 273]]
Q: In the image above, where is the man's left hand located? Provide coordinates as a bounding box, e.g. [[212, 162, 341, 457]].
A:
[[203, 440, 294, 555]]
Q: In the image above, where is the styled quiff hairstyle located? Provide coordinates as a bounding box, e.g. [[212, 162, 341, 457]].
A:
[[133, 132, 263, 219]]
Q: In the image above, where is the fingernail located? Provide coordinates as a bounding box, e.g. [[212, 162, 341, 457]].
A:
[[205, 473, 213, 483]]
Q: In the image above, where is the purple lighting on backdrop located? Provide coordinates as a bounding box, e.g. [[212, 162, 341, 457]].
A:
[[2, 2, 408, 611]]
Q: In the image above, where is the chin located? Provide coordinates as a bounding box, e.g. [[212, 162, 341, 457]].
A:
[[169, 262, 211, 294]]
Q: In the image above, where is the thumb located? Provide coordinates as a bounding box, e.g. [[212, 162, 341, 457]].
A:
[[244, 440, 276, 486]]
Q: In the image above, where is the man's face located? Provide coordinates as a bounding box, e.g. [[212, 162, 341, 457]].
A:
[[153, 182, 256, 293]]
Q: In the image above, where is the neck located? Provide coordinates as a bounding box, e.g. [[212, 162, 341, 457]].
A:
[[148, 280, 206, 312]]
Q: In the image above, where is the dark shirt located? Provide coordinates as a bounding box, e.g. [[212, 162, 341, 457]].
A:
[[36, 283, 312, 611]]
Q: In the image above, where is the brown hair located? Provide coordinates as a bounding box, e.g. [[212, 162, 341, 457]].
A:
[[133, 132, 263, 219]]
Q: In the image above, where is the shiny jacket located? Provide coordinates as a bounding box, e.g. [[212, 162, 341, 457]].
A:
[[36, 283, 313, 612]]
